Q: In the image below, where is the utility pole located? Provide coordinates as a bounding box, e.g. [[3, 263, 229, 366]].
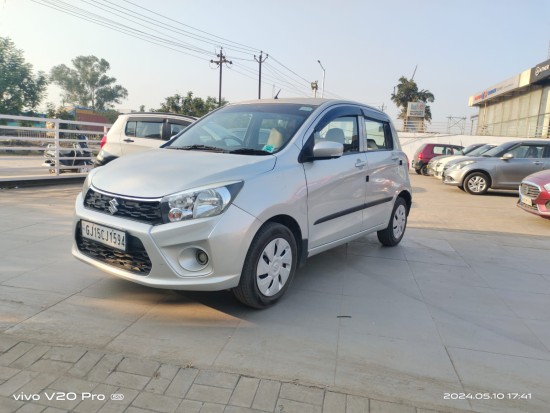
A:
[[311, 81, 319, 98], [211, 48, 232, 107], [254, 51, 268, 99]]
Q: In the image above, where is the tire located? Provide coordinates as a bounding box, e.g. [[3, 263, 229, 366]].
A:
[[420, 164, 429, 176], [415, 168, 422, 175], [233, 222, 297, 309], [464, 172, 490, 195], [458, 185, 465, 191], [377, 197, 408, 247]]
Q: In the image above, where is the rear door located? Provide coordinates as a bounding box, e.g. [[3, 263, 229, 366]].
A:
[[362, 112, 403, 230]]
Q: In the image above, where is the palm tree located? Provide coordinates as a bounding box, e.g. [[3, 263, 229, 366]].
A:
[[391, 76, 434, 130]]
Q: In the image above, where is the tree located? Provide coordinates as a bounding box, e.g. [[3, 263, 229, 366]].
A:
[[156, 91, 227, 117], [50, 55, 128, 110], [391, 76, 434, 123], [0, 37, 47, 115]]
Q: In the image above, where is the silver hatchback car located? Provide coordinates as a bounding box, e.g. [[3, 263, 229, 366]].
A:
[[443, 139, 550, 195], [73, 99, 412, 308]]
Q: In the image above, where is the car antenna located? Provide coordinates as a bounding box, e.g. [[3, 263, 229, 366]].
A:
[[274, 89, 281, 99]]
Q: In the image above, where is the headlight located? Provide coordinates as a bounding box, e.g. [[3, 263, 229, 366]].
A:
[[544, 183, 550, 192], [82, 168, 97, 196], [451, 160, 476, 170], [161, 182, 243, 223]]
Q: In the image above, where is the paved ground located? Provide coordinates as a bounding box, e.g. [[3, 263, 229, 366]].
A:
[[0, 175, 549, 413]]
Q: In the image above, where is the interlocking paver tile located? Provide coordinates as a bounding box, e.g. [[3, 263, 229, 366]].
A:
[[322, 391, 346, 413], [228, 377, 260, 408], [0, 342, 34, 366], [345, 395, 369, 413], [251, 380, 280, 412], [0, 337, 19, 353], [370, 400, 415, 413], [43, 347, 86, 363], [67, 351, 104, 379], [10, 346, 50, 369], [276, 398, 322, 413], [27, 360, 72, 375], [104, 372, 150, 391], [279, 383, 324, 406], [164, 368, 198, 398], [117, 358, 160, 377], [14, 404, 46, 413], [185, 384, 232, 404], [0, 365, 20, 381], [196, 402, 224, 413], [0, 395, 24, 413], [73, 383, 117, 413], [87, 355, 123, 383], [194, 370, 239, 389], [131, 392, 182, 413], [0, 370, 38, 397], [174, 399, 202, 413], [17, 373, 58, 396]]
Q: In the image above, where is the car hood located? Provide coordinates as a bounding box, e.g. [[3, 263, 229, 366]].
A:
[[441, 155, 468, 166], [91, 149, 277, 198], [523, 169, 550, 185]]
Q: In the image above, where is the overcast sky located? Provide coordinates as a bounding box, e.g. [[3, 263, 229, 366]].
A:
[[1, 0, 549, 123]]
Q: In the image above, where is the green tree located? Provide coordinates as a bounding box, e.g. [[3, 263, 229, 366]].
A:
[[157, 91, 227, 117], [0, 37, 47, 115], [390, 76, 434, 122], [50, 55, 128, 110]]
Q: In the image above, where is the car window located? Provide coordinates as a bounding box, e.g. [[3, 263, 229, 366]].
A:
[[433, 146, 447, 155], [317, 116, 359, 154], [508, 144, 545, 158], [363, 118, 392, 151], [169, 121, 191, 137], [126, 121, 163, 140]]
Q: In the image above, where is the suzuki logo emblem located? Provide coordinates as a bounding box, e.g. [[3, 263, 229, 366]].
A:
[[108, 198, 119, 215]]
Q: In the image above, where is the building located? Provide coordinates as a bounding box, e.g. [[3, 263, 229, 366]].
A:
[[469, 58, 550, 138]]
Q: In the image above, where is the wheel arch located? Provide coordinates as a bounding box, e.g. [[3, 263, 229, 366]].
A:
[[262, 214, 307, 268], [462, 169, 493, 188], [398, 190, 412, 215]]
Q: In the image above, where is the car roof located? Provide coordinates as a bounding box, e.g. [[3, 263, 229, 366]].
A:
[[120, 112, 198, 120]]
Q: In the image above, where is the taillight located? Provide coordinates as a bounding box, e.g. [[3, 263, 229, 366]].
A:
[[100, 135, 107, 148], [418, 152, 423, 160]]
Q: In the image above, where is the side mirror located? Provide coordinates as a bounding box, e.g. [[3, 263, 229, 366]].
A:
[[312, 141, 343, 159], [501, 153, 514, 160]]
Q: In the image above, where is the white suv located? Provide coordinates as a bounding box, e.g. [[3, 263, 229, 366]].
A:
[[95, 112, 196, 166], [74, 99, 412, 308]]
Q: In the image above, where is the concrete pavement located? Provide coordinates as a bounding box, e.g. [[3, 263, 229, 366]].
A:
[[0, 175, 549, 413]]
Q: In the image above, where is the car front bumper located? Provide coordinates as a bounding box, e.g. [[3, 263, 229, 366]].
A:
[[443, 168, 468, 187], [72, 192, 262, 290]]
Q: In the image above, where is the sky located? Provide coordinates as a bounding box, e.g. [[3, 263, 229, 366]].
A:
[[0, 0, 549, 124]]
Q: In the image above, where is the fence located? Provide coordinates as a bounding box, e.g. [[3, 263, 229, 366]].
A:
[[0, 114, 111, 180]]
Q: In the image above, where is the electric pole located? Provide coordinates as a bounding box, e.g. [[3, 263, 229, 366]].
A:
[[254, 51, 268, 99], [211, 48, 232, 107]]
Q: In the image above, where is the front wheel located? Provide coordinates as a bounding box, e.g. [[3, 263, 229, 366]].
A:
[[464, 172, 490, 195], [377, 197, 408, 246], [233, 223, 297, 309]]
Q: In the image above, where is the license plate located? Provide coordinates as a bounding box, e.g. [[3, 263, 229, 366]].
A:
[[81, 220, 126, 251], [520, 196, 532, 206]]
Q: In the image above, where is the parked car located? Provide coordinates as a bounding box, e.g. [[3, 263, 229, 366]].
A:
[[95, 112, 197, 166], [517, 169, 550, 219], [73, 99, 412, 308], [427, 143, 486, 177], [432, 144, 497, 179], [411, 143, 463, 175], [443, 139, 550, 195]]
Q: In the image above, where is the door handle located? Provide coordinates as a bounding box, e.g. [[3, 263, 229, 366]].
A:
[[355, 159, 367, 168], [532, 161, 544, 165], [123, 138, 135, 143], [392, 156, 400, 161]]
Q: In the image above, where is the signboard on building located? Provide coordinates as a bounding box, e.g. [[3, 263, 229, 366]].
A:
[[469, 75, 520, 106], [406, 101, 426, 117], [530, 58, 550, 84]]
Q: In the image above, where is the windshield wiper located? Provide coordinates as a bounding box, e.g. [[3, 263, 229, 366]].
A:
[[168, 145, 227, 153], [229, 148, 271, 155]]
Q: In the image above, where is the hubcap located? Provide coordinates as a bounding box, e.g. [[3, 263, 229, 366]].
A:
[[392, 205, 407, 239], [256, 238, 292, 297], [468, 176, 487, 193]]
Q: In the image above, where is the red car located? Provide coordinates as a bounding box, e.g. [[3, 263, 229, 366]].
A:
[[518, 169, 550, 219]]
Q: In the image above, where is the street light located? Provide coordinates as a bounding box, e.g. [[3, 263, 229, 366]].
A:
[[317, 60, 325, 98]]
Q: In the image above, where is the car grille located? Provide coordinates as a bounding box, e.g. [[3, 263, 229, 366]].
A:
[[84, 189, 163, 225], [75, 222, 152, 275], [520, 183, 540, 199]]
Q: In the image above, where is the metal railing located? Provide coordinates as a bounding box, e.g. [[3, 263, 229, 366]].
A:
[[0, 114, 111, 180]]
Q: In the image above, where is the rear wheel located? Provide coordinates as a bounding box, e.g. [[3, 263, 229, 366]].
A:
[[464, 172, 490, 195], [420, 164, 429, 176], [415, 168, 422, 175], [233, 223, 297, 309], [377, 197, 408, 246]]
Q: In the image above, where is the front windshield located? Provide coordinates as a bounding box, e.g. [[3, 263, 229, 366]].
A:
[[467, 144, 495, 156], [461, 144, 481, 155], [167, 103, 316, 154], [482, 142, 513, 157]]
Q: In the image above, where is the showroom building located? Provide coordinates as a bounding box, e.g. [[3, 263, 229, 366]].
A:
[[469, 58, 550, 138]]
